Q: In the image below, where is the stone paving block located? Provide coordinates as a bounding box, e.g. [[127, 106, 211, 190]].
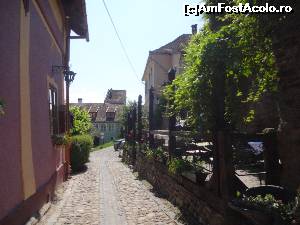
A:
[[36, 147, 184, 225]]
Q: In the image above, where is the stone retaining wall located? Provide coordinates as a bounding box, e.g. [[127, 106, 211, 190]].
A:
[[135, 151, 226, 225]]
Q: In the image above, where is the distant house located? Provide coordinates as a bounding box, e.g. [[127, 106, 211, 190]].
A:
[[0, 1, 88, 224], [71, 89, 126, 143], [142, 26, 196, 113], [104, 89, 126, 105]]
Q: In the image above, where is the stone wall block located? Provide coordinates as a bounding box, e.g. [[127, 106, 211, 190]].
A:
[[135, 151, 226, 225]]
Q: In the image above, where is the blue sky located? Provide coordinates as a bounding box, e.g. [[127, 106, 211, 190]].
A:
[[69, 0, 203, 103]]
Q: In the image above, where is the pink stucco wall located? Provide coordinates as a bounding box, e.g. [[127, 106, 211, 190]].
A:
[[0, 0, 65, 221], [0, 1, 24, 220], [37, 0, 65, 51], [29, 0, 65, 190]]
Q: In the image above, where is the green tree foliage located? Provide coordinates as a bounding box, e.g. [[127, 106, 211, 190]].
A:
[[118, 101, 133, 138], [119, 101, 134, 128], [164, 1, 278, 133], [70, 106, 92, 135], [119, 101, 144, 136]]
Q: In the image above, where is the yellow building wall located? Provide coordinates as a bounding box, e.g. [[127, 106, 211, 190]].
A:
[[19, 0, 36, 200]]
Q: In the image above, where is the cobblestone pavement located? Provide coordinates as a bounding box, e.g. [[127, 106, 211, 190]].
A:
[[37, 147, 184, 225]]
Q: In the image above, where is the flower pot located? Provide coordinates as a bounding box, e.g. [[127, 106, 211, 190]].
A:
[[228, 202, 273, 225]]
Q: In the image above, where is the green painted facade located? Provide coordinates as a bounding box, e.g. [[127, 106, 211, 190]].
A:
[[94, 122, 122, 143]]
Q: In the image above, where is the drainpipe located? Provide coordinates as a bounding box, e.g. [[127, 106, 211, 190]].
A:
[[64, 17, 71, 179], [64, 17, 71, 133]]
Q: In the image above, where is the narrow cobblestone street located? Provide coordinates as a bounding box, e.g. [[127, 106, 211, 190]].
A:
[[37, 147, 184, 225]]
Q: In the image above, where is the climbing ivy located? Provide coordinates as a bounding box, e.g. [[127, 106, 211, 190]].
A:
[[164, 1, 278, 133]]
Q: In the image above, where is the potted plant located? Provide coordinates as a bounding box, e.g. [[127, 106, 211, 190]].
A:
[[154, 147, 168, 164], [167, 158, 193, 175], [51, 134, 70, 146], [230, 186, 299, 225]]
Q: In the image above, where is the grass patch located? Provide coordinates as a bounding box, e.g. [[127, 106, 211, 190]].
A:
[[91, 141, 114, 152]]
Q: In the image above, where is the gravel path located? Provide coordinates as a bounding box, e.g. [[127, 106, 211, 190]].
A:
[[37, 147, 183, 225]]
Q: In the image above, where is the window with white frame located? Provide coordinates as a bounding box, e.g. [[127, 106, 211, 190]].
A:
[[49, 86, 58, 135]]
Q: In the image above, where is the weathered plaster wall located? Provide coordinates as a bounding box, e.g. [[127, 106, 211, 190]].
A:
[[0, 0, 66, 222], [0, 1, 24, 220], [143, 52, 180, 114], [34, 0, 65, 53], [152, 53, 171, 94], [30, 0, 65, 190], [20, 0, 37, 199], [171, 53, 181, 71]]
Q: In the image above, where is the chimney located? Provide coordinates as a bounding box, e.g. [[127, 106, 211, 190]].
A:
[[191, 24, 197, 35], [78, 98, 83, 103]]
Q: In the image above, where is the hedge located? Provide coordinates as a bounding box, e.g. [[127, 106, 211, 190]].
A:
[[70, 135, 93, 172]]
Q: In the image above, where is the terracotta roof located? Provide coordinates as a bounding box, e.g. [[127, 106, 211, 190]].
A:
[[106, 106, 116, 113], [70, 103, 102, 112], [150, 34, 191, 54], [70, 103, 124, 122], [142, 34, 192, 81], [104, 89, 126, 105]]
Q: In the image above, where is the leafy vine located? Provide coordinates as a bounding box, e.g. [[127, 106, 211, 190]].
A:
[[163, 1, 278, 133]]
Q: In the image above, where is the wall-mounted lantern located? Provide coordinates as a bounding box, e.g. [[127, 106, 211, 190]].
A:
[[64, 70, 76, 85], [52, 65, 77, 132]]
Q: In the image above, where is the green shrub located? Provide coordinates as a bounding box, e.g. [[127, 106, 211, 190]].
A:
[[51, 134, 70, 145], [193, 160, 205, 173], [238, 194, 297, 223], [167, 158, 193, 175], [145, 147, 155, 160], [122, 142, 134, 164], [123, 142, 135, 153], [70, 135, 93, 172], [145, 147, 168, 163]]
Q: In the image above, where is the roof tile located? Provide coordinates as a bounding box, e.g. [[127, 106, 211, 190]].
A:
[[150, 34, 191, 54]]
